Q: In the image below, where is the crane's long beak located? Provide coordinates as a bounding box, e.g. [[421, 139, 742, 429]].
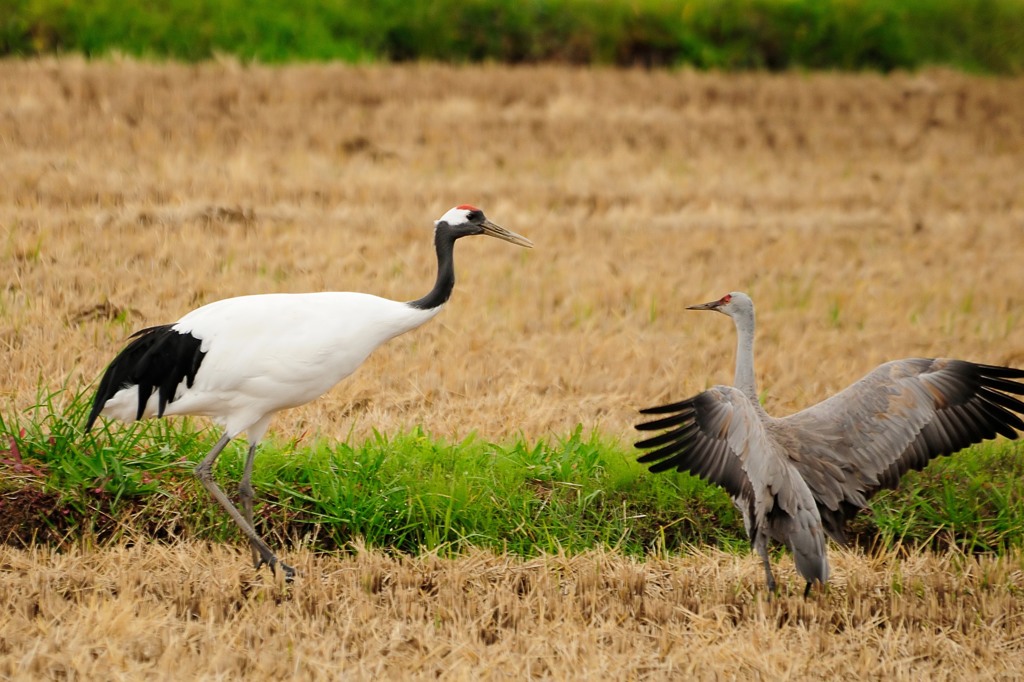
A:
[[480, 219, 533, 248], [687, 299, 722, 311]]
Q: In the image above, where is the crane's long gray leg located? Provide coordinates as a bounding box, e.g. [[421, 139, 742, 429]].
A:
[[753, 533, 776, 594], [238, 441, 261, 570], [194, 433, 295, 580]]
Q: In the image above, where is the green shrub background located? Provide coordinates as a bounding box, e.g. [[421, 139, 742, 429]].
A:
[[3, 0, 1023, 72]]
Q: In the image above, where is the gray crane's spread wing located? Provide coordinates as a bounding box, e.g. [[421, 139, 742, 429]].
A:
[[779, 358, 1024, 542], [634, 386, 762, 506]]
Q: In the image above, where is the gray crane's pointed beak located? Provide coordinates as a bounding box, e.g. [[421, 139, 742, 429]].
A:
[[687, 300, 721, 311], [480, 219, 534, 248]]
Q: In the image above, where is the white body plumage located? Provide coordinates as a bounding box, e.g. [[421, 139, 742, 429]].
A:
[[96, 292, 442, 439], [86, 205, 533, 579]]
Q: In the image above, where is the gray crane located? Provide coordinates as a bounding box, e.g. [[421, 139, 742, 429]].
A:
[[635, 292, 1024, 596]]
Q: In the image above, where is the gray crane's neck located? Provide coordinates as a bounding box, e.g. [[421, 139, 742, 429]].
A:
[[732, 308, 759, 405]]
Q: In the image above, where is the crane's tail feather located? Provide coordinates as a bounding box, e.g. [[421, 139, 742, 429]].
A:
[[86, 325, 206, 431]]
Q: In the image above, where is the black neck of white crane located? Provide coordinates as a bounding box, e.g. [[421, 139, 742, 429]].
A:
[[407, 229, 457, 310]]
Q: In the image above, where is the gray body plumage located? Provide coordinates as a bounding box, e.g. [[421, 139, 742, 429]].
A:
[[636, 292, 1024, 595]]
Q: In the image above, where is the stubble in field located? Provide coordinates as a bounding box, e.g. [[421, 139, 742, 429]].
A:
[[2, 60, 1024, 679], [2, 541, 1024, 680], [2, 59, 1022, 443]]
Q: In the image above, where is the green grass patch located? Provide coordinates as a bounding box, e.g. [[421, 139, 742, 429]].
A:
[[2, 386, 1024, 559], [2, 0, 1023, 73], [866, 439, 1024, 554]]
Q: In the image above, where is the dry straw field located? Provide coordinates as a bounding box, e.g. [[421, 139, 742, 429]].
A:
[[2, 59, 1024, 678], [3, 541, 1024, 680]]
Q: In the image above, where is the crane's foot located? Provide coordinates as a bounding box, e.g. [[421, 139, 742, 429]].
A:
[[252, 550, 296, 582], [272, 558, 296, 582], [248, 539, 262, 571], [803, 579, 828, 599]]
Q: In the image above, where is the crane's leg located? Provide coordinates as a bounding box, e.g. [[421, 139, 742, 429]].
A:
[[238, 441, 261, 569], [194, 434, 295, 581], [803, 581, 813, 599], [753, 534, 776, 594]]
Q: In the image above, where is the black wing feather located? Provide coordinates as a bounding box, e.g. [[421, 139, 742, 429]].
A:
[[634, 391, 755, 503], [86, 325, 207, 430], [638, 399, 691, 415]]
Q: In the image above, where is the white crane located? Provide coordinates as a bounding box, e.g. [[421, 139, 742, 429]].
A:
[[86, 205, 533, 579], [635, 292, 1024, 596]]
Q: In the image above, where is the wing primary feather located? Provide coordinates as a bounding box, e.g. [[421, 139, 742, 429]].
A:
[[979, 376, 1024, 396], [975, 389, 1024, 428], [634, 421, 700, 449], [946, 404, 993, 443], [639, 399, 693, 415], [646, 457, 686, 475], [637, 440, 693, 466], [977, 364, 1024, 379], [973, 398, 1023, 439], [636, 411, 695, 432], [976, 386, 1024, 419], [959, 400, 999, 440], [937, 411, 972, 453]]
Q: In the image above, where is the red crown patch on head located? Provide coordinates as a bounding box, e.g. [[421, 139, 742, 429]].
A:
[[456, 204, 480, 211]]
